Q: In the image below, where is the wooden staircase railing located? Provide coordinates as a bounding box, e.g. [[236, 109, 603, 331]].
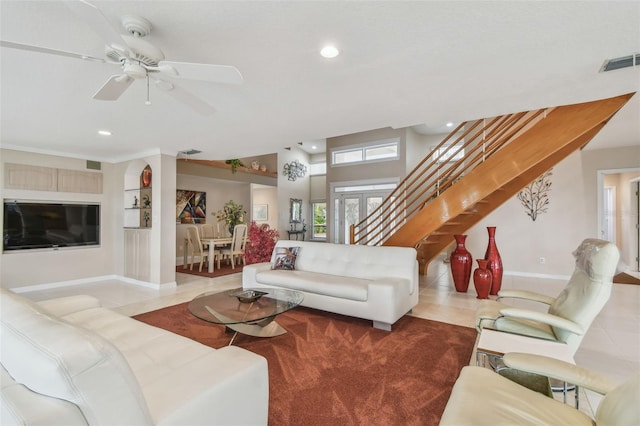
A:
[[349, 93, 634, 272]]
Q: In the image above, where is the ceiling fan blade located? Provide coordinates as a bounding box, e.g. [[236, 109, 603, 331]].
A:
[[64, 0, 131, 56], [154, 79, 216, 115], [157, 61, 243, 85], [93, 75, 134, 100], [0, 40, 104, 62]]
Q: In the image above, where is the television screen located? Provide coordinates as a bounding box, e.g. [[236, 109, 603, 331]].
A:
[[3, 201, 100, 251]]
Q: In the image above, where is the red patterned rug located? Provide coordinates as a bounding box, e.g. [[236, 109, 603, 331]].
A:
[[175, 262, 243, 278], [133, 303, 476, 425], [614, 272, 640, 285]]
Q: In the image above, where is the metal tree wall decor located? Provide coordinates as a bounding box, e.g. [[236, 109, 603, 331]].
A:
[[517, 169, 553, 221], [283, 159, 307, 181]]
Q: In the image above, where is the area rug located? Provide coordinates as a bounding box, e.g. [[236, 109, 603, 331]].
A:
[[133, 303, 476, 425], [614, 272, 640, 285], [175, 262, 243, 278]]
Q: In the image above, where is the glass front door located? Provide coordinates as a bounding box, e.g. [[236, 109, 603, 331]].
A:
[[335, 192, 387, 244]]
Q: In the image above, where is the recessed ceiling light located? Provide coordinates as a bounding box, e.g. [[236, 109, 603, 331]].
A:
[[320, 45, 340, 59], [97, 130, 112, 136], [446, 122, 453, 128], [312, 145, 317, 150]]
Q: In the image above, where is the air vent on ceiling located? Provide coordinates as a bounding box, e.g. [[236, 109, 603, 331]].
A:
[[179, 149, 202, 156], [86, 160, 101, 170], [600, 53, 640, 72]]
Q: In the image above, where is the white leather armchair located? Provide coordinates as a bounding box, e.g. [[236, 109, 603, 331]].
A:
[[440, 353, 639, 425], [476, 239, 620, 355]]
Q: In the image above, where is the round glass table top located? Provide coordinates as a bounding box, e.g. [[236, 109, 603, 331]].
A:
[[188, 287, 304, 325]]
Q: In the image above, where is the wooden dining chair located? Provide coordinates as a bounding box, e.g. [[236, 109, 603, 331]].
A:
[[200, 224, 215, 239], [221, 224, 247, 269], [186, 226, 220, 272]]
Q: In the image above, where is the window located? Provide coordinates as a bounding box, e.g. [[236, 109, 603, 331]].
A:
[[331, 139, 399, 166], [432, 145, 465, 163], [334, 149, 363, 164], [311, 201, 327, 240], [309, 162, 326, 175]]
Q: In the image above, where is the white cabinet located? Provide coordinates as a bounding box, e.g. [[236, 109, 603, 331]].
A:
[[4, 163, 57, 191], [4, 163, 103, 193], [57, 169, 103, 193], [124, 228, 151, 281]]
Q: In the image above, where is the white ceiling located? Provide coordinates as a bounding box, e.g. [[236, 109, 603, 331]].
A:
[[1, 1, 638, 163]]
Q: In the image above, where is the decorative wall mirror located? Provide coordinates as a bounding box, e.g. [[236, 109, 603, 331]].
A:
[[290, 198, 302, 223]]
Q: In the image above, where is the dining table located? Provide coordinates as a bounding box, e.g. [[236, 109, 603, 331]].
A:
[[182, 237, 246, 273]]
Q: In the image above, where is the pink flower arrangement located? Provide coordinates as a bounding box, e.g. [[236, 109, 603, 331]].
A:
[[245, 221, 279, 264]]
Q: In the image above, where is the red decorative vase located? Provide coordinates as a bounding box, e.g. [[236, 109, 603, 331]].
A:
[[450, 234, 472, 292], [484, 226, 503, 295], [473, 259, 492, 299], [141, 166, 152, 188]]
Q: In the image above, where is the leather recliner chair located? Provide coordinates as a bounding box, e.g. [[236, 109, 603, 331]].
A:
[[476, 238, 619, 356], [440, 352, 639, 425]]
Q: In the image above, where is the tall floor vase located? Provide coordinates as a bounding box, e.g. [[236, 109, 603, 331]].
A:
[[473, 259, 492, 299], [484, 226, 503, 295], [450, 235, 472, 293]]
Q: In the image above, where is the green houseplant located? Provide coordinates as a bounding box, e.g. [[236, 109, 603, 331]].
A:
[[215, 200, 246, 235], [225, 159, 244, 174]]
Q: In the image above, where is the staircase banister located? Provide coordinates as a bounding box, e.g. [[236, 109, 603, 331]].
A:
[[385, 94, 634, 248]]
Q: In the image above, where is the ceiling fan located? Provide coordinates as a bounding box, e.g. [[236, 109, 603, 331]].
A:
[[0, 0, 243, 115]]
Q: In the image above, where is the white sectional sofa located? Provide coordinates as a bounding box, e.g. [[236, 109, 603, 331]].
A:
[[0, 288, 268, 426], [242, 240, 419, 330]]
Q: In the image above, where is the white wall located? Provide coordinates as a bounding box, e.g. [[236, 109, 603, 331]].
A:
[[1, 149, 118, 288], [463, 145, 640, 278], [604, 171, 640, 270], [251, 185, 278, 229], [278, 147, 311, 240]]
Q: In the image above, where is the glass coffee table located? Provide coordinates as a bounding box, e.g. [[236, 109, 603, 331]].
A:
[[189, 288, 304, 344]]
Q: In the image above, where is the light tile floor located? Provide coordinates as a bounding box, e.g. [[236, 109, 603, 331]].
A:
[[20, 256, 639, 418]]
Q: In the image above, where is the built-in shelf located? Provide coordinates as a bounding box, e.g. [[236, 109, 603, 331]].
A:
[[123, 169, 152, 228], [177, 159, 278, 177]]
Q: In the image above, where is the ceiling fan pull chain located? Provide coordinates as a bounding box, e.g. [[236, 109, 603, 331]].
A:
[[145, 72, 151, 105]]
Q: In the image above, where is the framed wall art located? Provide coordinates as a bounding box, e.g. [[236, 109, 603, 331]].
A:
[[176, 190, 206, 223], [253, 204, 268, 221]]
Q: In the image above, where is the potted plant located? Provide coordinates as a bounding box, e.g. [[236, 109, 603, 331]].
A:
[[215, 200, 246, 235], [245, 221, 279, 264], [225, 159, 244, 173]]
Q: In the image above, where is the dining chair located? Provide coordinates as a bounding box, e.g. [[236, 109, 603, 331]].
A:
[[186, 226, 220, 272], [200, 224, 215, 239], [221, 224, 247, 269]]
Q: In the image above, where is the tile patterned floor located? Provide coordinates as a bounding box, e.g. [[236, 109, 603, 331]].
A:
[[20, 256, 639, 418]]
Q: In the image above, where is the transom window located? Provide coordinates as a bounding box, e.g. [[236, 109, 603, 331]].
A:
[[432, 144, 465, 163], [331, 139, 399, 166], [309, 162, 326, 175]]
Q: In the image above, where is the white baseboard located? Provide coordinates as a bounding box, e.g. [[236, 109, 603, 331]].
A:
[[11, 275, 177, 293], [11, 275, 120, 293], [116, 276, 177, 290], [503, 270, 571, 281]]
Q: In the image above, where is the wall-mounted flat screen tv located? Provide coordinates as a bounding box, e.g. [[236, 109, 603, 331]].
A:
[[3, 200, 100, 251]]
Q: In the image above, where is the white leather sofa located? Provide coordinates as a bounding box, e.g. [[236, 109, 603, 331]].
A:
[[242, 240, 419, 330], [0, 288, 268, 425]]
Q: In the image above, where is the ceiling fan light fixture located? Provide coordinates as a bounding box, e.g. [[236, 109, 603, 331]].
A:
[[123, 61, 147, 79]]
